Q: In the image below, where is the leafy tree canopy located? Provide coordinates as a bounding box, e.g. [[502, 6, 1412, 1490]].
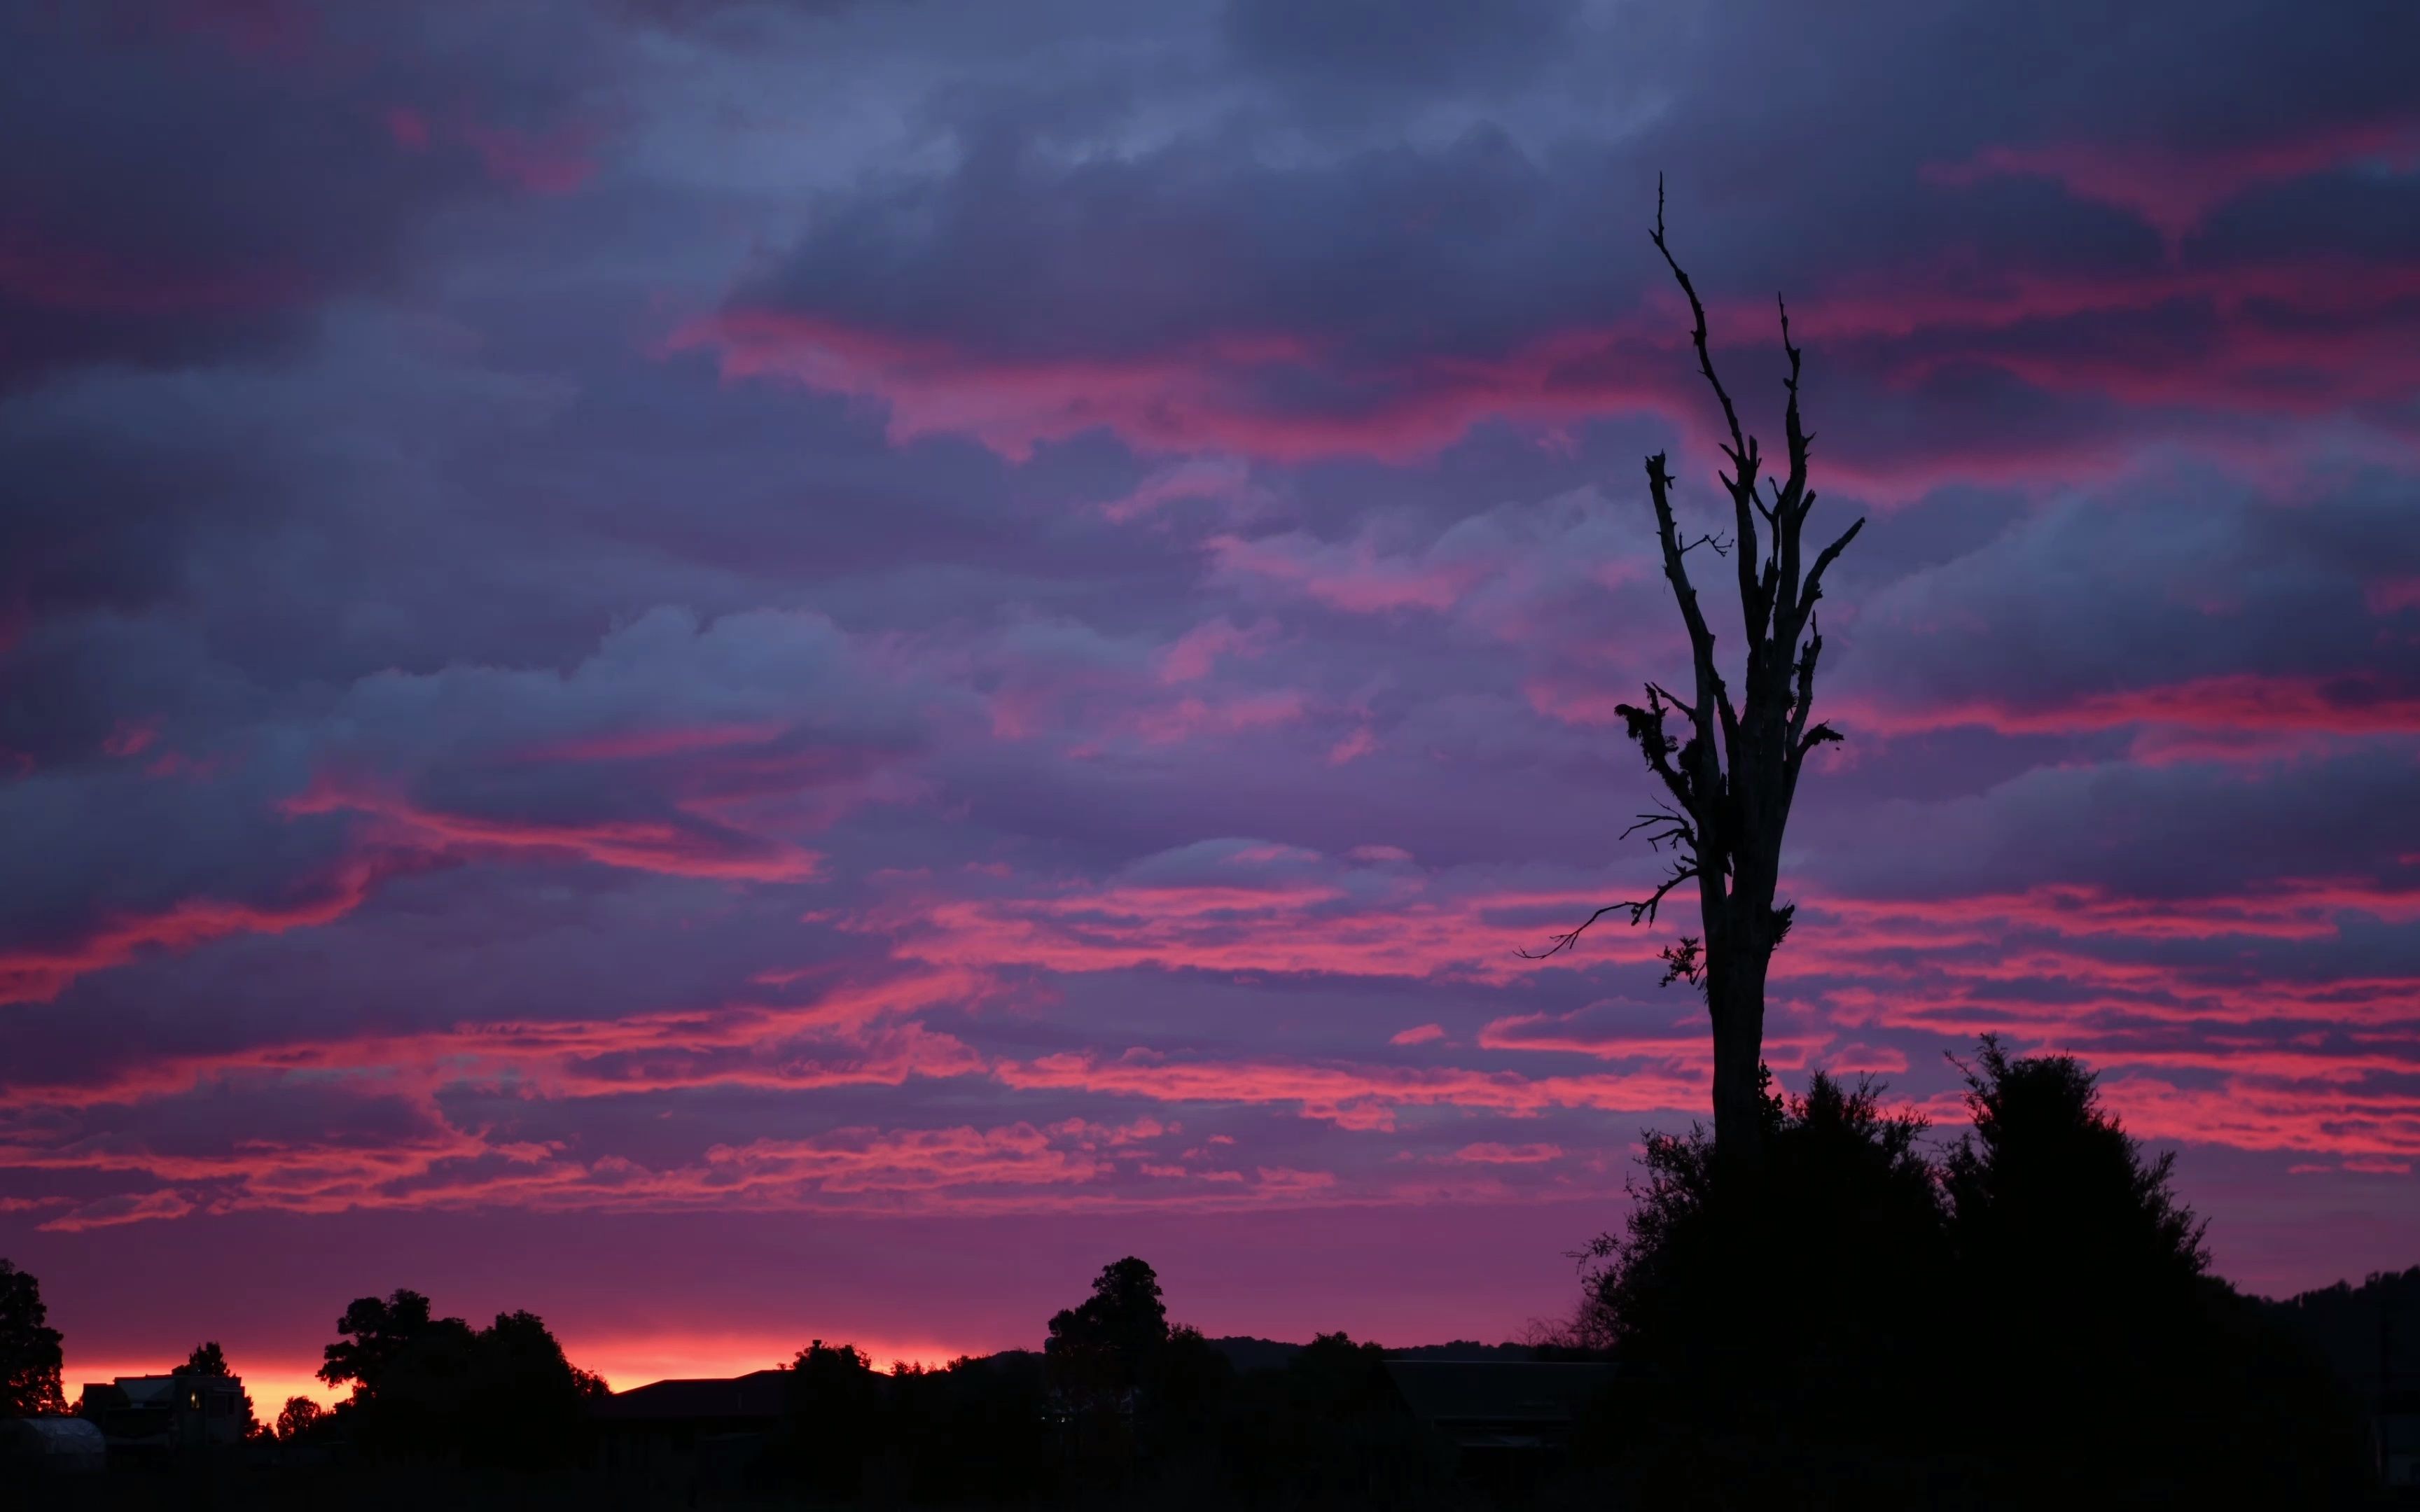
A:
[[0, 1259, 66, 1418], [181, 1340, 231, 1376]]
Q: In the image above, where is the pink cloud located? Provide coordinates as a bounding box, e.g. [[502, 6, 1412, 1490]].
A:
[[674, 313, 1342, 463], [102, 719, 161, 758], [995, 1051, 1706, 1132], [1834, 674, 2420, 760], [40, 1189, 197, 1233], [1252, 1167, 1337, 1194], [2367, 577, 2420, 617], [1128, 690, 1308, 746], [1522, 679, 1634, 729], [1101, 456, 1269, 523], [0, 853, 412, 1006], [1928, 121, 2420, 253], [384, 106, 431, 151], [880, 866, 1657, 986], [1326, 727, 1377, 765], [5, 968, 994, 1116], [377, 105, 597, 195], [1156, 617, 1277, 685], [682, 248, 2420, 492], [284, 773, 823, 883], [510, 722, 793, 764], [1439, 1142, 1563, 1166], [1206, 531, 1480, 614], [457, 120, 597, 197]]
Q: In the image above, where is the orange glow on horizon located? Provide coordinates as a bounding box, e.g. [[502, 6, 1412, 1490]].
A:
[[564, 1330, 987, 1389], [67, 1330, 999, 1420]]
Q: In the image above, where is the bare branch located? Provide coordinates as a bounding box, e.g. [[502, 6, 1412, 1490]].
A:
[[1643, 454, 1738, 755], [1786, 611, 1825, 756], [1652, 178, 1769, 645], [1651, 175, 1745, 468], [1643, 681, 1698, 723], [1797, 515, 1865, 622], [1620, 804, 1697, 856], [1517, 860, 1702, 960]]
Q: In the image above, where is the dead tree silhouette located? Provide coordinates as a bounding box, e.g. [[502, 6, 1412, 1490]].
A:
[[1527, 180, 1864, 1173]]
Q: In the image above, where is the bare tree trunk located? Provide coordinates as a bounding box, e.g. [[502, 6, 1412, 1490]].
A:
[[1525, 181, 1863, 1175], [1707, 917, 1771, 1170]]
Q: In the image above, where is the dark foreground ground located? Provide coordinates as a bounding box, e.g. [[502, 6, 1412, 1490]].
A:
[[32, 1457, 2420, 1512]]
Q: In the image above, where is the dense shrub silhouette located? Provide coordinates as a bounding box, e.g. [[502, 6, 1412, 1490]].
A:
[[879, 1351, 1055, 1501], [317, 1290, 604, 1466], [1945, 1036, 2370, 1503], [1206, 1331, 1447, 1506], [1576, 1069, 1946, 1455], [1553, 1042, 2378, 1506], [774, 1348, 1058, 1502]]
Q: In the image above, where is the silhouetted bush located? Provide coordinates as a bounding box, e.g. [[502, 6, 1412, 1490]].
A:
[[1202, 1331, 1450, 1506], [1573, 1068, 1948, 1471], [317, 1291, 604, 1468], [1552, 1043, 2378, 1506], [1945, 1036, 2370, 1503], [878, 1352, 1056, 1502]]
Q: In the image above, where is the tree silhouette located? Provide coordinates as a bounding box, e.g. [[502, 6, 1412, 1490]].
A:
[[273, 1395, 325, 1442], [1943, 1036, 2209, 1480], [0, 1259, 65, 1417], [179, 1338, 256, 1433], [1940, 1037, 2372, 1500], [1045, 1256, 1171, 1410], [182, 1340, 232, 1376], [1945, 1034, 2210, 1303], [317, 1290, 604, 1465], [317, 1287, 437, 1401], [1529, 181, 1864, 1172], [781, 1340, 883, 1496]]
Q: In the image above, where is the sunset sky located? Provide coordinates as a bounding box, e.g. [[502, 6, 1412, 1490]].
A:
[[6, 0, 2419, 1411]]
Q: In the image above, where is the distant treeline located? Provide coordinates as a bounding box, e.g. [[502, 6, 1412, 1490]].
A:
[[8, 1037, 2415, 1508]]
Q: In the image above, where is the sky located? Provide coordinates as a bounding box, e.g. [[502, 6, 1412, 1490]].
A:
[[5, 0, 2419, 1410]]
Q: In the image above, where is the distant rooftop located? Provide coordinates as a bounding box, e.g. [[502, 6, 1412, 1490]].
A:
[[1384, 1360, 1619, 1448], [592, 1368, 787, 1422]]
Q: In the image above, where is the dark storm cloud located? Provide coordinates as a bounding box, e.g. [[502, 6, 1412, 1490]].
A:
[[1223, 0, 1582, 99], [702, 0, 2417, 487], [0, 4, 601, 388]]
